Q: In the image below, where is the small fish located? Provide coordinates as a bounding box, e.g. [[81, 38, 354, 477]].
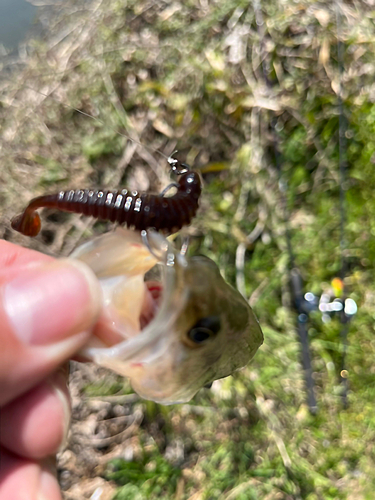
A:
[[72, 228, 263, 404]]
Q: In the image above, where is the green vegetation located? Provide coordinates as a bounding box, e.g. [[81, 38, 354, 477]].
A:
[[2, 0, 375, 498]]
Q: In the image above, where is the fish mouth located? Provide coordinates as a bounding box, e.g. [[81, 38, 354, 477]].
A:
[[80, 257, 189, 394], [140, 280, 163, 330], [74, 227, 195, 403], [86, 273, 169, 349], [80, 237, 188, 363]]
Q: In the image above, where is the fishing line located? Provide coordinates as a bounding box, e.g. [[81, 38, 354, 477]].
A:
[[22, 85, 170, 161], [253, 0, 317, 413]]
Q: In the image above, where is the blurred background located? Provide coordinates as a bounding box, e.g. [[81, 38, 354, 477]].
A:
[[1, 0, 375, 499]]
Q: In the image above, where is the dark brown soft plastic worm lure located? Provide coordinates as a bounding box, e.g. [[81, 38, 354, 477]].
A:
[[11, 155, 202, 237]]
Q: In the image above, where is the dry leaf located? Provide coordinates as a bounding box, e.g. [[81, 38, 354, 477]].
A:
[[314, 8, 330, 27], [152, 118, 174, 138], [331, 79, 340, 95], [319, 38, 330, 68]]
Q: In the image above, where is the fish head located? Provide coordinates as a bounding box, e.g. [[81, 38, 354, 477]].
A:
[[137, 254, 264, 403], [73, 228, 263, 404]]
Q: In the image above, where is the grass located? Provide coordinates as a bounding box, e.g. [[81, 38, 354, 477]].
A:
[[2, 0, 375, 498]]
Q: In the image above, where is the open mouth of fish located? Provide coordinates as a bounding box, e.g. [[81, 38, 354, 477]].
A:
[[139, 280, 163, 329], [70, 228, 263, 405], [70, 228, 193, 403], [92, 277, 165, 348]]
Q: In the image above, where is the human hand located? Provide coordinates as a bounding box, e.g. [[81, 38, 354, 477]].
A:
[[0, 240, 102, 500]]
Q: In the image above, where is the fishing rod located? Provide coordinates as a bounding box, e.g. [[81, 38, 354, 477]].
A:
[[253, 0, 318, 414], [335, 2, 359, 409], [336, 4, 349, 408]]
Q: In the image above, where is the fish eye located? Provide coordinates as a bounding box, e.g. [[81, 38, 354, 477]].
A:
[[187, 316, 221, 345]]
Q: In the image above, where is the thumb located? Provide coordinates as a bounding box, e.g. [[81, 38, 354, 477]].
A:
[[0, 259, 102, 406]]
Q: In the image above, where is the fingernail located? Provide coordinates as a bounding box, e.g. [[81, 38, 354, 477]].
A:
[[51, 367, 71, 452], [55, 388, 70, 452], [38, 468, 59, 500], [3, 259, 101, 345]]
